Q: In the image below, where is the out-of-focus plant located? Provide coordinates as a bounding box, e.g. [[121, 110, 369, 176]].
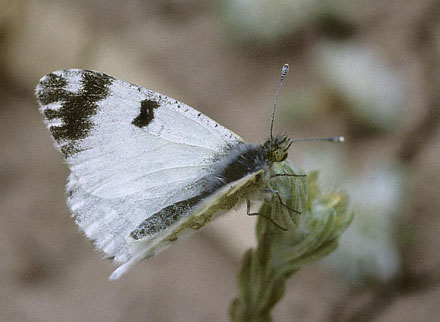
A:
[[314, 41, 406, 131], [323, 163, 405, 282], [221, 0, 355, 43], [229, 161, 352, 322]]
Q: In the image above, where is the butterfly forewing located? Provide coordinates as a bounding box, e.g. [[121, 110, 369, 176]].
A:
[[36, 69, 244, 267]]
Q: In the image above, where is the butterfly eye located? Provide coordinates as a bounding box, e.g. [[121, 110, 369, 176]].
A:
[[278, 153, 288, 162], [276, 150, 288, 162], [270, 149, 288, 162]]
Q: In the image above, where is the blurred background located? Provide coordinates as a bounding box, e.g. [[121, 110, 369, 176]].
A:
[[1, 0, 439, 321]]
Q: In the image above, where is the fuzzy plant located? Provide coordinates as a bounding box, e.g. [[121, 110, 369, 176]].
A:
[[229, 161, 353, 322]]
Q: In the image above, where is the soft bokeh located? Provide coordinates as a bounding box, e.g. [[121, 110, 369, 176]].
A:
[[1, 0, 439, 321]]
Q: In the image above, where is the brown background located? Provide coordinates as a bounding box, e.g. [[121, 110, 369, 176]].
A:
[[1, 0, 440, 321]]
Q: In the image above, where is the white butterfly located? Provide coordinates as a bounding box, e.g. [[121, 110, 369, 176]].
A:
[[36, 65, 343, 279]]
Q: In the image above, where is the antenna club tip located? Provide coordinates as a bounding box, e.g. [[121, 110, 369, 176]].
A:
[[335, 136, 345, 143], [282, 63, 289, 72]]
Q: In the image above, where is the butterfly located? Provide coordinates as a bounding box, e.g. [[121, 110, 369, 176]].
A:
[[35, 64, 343, 279]]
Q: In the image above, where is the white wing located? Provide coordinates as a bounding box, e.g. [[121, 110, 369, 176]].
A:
[[110, 169, 265, 280], [36, 69, 243, 270]]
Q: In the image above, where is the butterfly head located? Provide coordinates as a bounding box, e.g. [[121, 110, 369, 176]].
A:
[[264, 134, 292, 163]]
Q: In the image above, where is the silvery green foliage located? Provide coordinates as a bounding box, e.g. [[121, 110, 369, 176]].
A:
[[230, 161, 352, 322]]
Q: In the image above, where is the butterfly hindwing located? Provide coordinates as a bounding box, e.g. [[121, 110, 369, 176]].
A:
[[36, 69, 244, 269], [110, 169, 265, 280]]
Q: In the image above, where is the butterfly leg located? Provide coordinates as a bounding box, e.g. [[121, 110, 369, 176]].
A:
[[246, 199, 287, 231], [262, 188, 301, 214], [270, 173, 307, 178]]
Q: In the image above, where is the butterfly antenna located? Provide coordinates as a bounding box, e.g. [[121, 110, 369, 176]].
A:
[[291, 136, 345, 143], [270, 64, 290, 141]]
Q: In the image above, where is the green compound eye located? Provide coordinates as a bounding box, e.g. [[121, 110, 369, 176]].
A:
[[275, 150, 288, 162], [270, 149, 288, 162], [278, 152, 288, 162]]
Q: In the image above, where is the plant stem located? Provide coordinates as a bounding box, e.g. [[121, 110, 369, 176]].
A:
[[229, 162, 353, 322]]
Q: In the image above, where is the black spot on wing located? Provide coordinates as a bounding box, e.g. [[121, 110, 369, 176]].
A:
[[130, 195, 202, 239], [131, 99, 160, 128], [38, 73, 68, 105], [37, 70, 113, 157]]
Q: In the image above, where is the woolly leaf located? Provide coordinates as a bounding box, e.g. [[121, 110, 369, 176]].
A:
[[230, 161, 353, 322]]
